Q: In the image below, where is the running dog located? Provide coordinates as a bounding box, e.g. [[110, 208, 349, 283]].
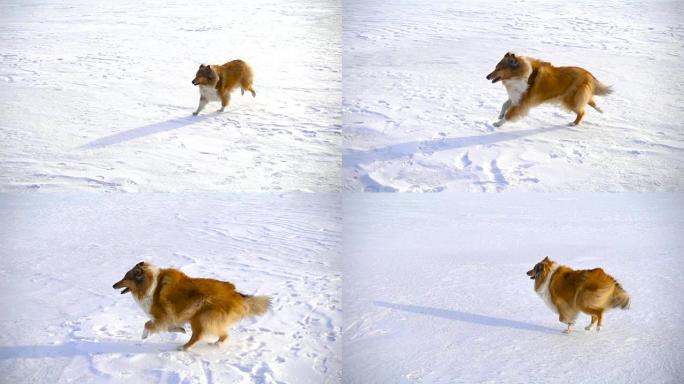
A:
[[191, 59, 256, 115], [527, 257, 630, 334], [113, 261, 270, 351], [487, 53, 611, 126]]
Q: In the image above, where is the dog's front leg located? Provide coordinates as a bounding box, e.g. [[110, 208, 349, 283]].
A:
[[193, 97, 208, 116], [492, 100, 512, 127], [219, 91, 230, 112], [499, 99, 511, 119], [142, 320, 164, 339]]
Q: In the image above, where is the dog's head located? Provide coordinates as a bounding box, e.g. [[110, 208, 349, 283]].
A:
[[526, 256, 555, 286], [486, 52, 526, 83], [192, 64, 218, 86], [112, 261, 158, 297]]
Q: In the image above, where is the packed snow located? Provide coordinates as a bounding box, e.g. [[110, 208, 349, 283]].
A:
[[0, 0, 341, 192], [0, 193, 341, 383], [343, 0, 684, 192], [343, 193, 684, 383]]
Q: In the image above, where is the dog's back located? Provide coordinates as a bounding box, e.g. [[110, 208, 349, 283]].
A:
[[154, 268, 270, 350], [551, 266, 629, 312], [216, 59, 256, 97]]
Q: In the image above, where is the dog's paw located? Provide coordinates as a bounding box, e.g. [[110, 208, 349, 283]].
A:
[[492, 119, 505, 128], [192, 112, 199, 116], [141, 329, 149, 339]]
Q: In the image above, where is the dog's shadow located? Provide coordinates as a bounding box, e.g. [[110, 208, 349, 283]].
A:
[[0, 340, 176, 360], [374, 301, 558, 334], [344, 124, 572, 167], [78, 114, 215, 149]]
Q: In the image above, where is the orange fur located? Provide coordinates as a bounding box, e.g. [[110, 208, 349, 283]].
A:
[[487, 52, 612, 126], [191, 59, 256, 115], [527, 257, 629, 334], [113, 262, 270, 351]]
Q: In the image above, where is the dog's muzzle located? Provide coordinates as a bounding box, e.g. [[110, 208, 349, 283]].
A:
[[486, 73, 501, 83], [113, 281, 130, 294]]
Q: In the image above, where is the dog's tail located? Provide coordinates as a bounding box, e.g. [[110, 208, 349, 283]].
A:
[[241, 293, 271, 317], [240, 62, 256, 97], [609, 282, 630, 310], [592, 77, 613, 96]]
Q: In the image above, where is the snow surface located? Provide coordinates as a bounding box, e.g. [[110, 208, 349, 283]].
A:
[[0, 0, 341, 192], [343, 193, 684, 383], [343, 0, 684, 192], [0, 193, 341, 383]]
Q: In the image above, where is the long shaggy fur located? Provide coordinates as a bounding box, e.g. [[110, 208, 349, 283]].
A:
[[191, 59, 256, 115], [527, 257, 629, 333], [113, 261, 270, 351], [487, 52, 611, 126]]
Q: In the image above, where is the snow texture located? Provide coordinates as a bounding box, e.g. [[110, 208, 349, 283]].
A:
[[343, 193, 684, 383], [343, 0, 684, 192], [0, 193, 341, 383], [0, 0, 341, 192]]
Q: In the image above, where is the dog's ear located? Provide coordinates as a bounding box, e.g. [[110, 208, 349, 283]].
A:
[[199, 64, 205, 68], [133, 266, 144, 281], [543, 256, 549, 262], [509, 56, 519, 68]]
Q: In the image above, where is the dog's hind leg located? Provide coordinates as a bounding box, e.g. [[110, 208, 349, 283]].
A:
[[179, 317, 204, 351], [572, 109, 585, 126], [240, 77, 256, 98], [585, 315, 598, 331], [588, 99, 603, 113], [570, 82, 592, 125], [212, 332, 229, 346], [193, 97, 208, 116], [596, 311, 604, 331]]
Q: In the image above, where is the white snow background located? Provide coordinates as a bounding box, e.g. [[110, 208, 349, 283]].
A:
[[0, 0, 341, 192], [0, 193, 341, 383], [343, 0, 684, 192], [343, 193, 684, 383]]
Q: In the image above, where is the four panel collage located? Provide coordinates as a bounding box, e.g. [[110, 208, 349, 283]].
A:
[[1, 1, 682, 383]]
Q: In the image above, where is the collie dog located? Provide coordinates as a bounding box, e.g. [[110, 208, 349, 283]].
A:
[[191, 59, 256, 115], [527, 257, 630, 334], [486, 53, 612, 127], [113, 262, 270, 351]]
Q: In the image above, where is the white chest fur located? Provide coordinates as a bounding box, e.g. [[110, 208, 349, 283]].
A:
[[199, 85, 220, 101], [132, 267, 159, 316], [535, 263, 559, 313], [502, 77, 530, 105]]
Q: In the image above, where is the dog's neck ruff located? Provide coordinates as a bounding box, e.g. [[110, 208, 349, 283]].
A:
[[502, 61, 531, 106], [133, 266, 159, 316], [535, 263, 559, 313]]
